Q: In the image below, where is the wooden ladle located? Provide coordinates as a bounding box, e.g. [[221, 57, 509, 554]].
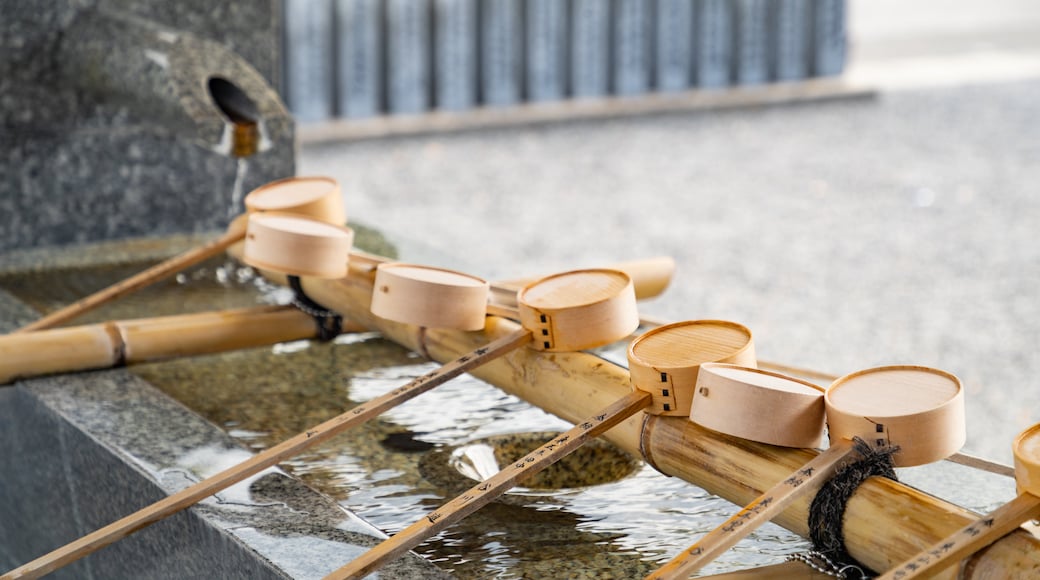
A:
[[13, 176, 345, 333], [647, 365, 966, 579]]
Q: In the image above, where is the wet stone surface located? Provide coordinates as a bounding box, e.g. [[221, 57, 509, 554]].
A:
[[0, 232, 452, 579]]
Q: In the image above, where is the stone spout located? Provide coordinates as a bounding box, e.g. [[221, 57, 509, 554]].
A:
[[57, 10, 282, 159], [0, 1, 294, 252]]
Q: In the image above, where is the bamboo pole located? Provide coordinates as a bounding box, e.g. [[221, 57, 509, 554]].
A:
[[0, 253, 671, 386], [292, 268, 1040, 579], [0, 306, 341, 385]]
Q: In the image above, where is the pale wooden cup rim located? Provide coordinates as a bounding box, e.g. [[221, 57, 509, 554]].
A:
[[825, 365, 965, 467], [1013, 422, 1040, 496], [692, 363, 826, 448], [370, 263, 490, 330], [517, 268, 639, 352], [243, 212, 354, 279]]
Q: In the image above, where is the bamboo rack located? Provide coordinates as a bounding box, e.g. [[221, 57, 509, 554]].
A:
[[276, 265, 1040, 579]]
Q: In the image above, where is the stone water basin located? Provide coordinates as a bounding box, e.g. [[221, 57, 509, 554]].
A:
[[0, 232, 1015, 579]]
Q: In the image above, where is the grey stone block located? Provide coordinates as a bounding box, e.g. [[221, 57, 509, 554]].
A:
[[0, 1, 294, 253]]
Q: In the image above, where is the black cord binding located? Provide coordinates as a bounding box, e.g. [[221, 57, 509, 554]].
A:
[[287, 275, 342, 341]]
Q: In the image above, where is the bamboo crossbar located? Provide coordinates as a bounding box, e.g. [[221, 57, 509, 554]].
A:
[[0, 305, 347, 385], [289, 266, 1040, 579]]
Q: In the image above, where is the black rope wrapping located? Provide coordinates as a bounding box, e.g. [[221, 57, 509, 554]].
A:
[[287, 275, 342, 341], [806, 436, 901, 578]]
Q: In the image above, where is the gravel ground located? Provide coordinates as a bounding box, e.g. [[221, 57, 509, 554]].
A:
[[300, 78, 1040, 465]]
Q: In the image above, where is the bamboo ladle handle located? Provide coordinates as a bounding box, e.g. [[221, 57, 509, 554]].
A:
[[876, 493, 1040, 580], [324, 390, 653, 580], [0, 329, 532, 580], [645, 439, 860, 580], [692, 560, 835, 579], [878, 422, 1040, 580], [13, 229, 246, 333], [16, 173, 346, 334]]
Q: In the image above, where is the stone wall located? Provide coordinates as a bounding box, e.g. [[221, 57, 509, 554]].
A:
[[0, 0, 295, 252]]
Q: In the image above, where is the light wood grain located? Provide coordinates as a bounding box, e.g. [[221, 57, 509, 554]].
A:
[[691, 363, 826, 449], [243, 214, 354, 279], [491, 256, 675, 307], [370, 263, 489, 330], [324, 390, 652, 580], [826, 366, 965, 467], [14, 176, 345, 333], [652, 366, 965, 576], [517, 269, 639, 352], [1016, 423, 1040, 496], [243, 175, 346, 224], [628, 321, 756, 416], [876, 493, 1040, 580], [748, 361, 1012, 477], [877, 424, 1040, 579], [693, 561, 834, 579]]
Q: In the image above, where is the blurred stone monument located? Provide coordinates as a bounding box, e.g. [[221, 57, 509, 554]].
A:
[[0, 0, 294, 252]]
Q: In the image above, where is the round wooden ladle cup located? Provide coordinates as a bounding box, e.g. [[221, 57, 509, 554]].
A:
[[627, 320, 757, 417], [242, 212, 355, 280], [13, 176, 345, 333], [647, 365, 966, 580]]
